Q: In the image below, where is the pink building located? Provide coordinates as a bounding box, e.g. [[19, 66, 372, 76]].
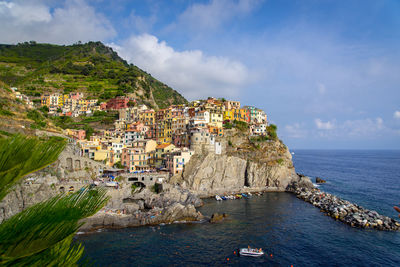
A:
[[69, 92, 83, 100], [100, 102, 107, 110], [66, 129, 86, 140], [106, 96, 129, 110]]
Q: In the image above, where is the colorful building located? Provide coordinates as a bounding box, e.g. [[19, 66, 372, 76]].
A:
[[106, 96, 130, 110], [165, 149, 195, 174]]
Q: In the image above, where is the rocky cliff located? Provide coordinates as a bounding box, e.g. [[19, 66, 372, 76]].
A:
[[171, 129, 303, 197]]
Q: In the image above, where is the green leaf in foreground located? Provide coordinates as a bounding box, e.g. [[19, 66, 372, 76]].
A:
[[0, 134, 66, 201], [0, 187, 109, 265]]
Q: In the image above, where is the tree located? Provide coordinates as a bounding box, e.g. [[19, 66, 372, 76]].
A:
[[127, 100, 136, 107], [267, 124, 278, 140], [0, 134, 109, 265], [113, 161, 125, 169]]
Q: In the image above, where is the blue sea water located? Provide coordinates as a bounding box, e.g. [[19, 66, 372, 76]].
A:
[[77, 150, 400, 266]]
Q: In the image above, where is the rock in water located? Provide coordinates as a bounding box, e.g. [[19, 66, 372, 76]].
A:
[[210, 213, 226, 223], [316, 177, 326, 184]]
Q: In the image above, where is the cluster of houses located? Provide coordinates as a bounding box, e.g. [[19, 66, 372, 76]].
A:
[[40, 92, 99, 116], [40, 93, 138, 117], [64, 96, 268, 176], [11, 87, 34, 108]]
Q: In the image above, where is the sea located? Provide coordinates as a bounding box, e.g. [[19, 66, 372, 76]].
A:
[[77, 150, 400, 266]]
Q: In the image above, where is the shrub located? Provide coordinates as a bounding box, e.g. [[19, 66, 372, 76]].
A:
[[223, 122, 233, 129], [115, 176, 125, 182], [267, 124, 278, 140], [151, 183, 162, 194], [233, 120, 248, 132], [27, 109, 46, 129], [113, 161, 124, 169], [0, 108, 13, 116]]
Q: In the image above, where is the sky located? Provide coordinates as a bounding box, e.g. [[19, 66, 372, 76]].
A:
[[0, 0, 399, 149]]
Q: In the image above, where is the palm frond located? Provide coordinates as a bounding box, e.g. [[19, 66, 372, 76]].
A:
[[0, 134, 66, 201], [3, 235, 84, 267], [0, 187, 109, 263]]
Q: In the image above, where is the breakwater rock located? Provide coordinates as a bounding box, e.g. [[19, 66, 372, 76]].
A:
[[290, 186, 400, 231]]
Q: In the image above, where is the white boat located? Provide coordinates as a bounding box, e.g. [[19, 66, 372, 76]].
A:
[[215, 195, 222, 201], [239, 247, 264, 257]]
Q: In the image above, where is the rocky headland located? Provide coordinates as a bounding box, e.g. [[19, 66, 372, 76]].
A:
[[170, 129, 302, 197]]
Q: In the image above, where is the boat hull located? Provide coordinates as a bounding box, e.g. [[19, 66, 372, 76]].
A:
[[239, 248, 264, 257]]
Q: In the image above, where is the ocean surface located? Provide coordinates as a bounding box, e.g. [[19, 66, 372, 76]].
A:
[[77, 150, 400, 266]]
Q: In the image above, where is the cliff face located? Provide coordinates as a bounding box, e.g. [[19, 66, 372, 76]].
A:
[[172, 129, 300, 197]]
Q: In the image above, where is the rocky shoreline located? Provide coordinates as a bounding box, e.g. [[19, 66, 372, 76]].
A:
[[79, 184, 205, 231], [288, 181, 400, 231]]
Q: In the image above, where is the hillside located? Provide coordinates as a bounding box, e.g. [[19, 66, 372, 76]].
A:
[[0, 41, 187, 109], [0, 83, 60, 136]]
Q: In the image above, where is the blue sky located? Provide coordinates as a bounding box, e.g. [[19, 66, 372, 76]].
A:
[[1, 0, 399, 149]]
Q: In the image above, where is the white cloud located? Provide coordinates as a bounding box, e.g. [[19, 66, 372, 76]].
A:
[[341, 117, 385, 137], [0, 0, 116, 44], [284, 123, 308, 138], [169, 0, 262, 32], [315, 119, 335, 130], [111, 34, 248, 100], [394, 111, 400, 119], [312, 117, 391, 138], [0, 1, 51, 24]]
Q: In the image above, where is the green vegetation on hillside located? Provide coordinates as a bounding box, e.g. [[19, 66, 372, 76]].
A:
[[0, 41, 187, 109], [233, 120, 249, 132]]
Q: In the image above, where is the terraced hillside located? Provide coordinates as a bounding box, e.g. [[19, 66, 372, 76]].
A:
[[0, 41, 187, 109]]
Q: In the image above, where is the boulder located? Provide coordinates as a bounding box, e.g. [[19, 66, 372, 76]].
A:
[[316, 177, 326, 184], [209, 213, 225, 223]]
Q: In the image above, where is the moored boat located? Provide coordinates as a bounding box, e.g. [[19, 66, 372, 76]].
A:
[[239, 247, 264, 257], [215, 195, 222, 201]]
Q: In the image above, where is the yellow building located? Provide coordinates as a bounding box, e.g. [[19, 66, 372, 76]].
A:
[[156, 119, 172, 144], [41, 95, 50, 106], [139, 110, 155, 125], [233, 108, 250, 123], [78, 99, 88, 106], [94, 149, 110, 162], [223, 110, 234, 122], [154, 143, 176, 168], [209, 112, 223, 128]]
